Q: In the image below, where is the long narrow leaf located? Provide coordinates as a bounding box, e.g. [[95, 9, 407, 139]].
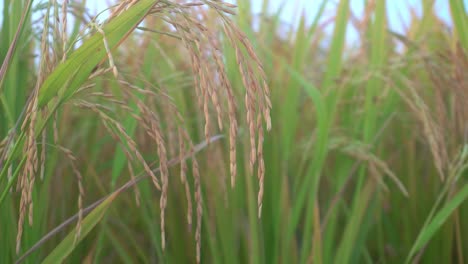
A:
[[406, 184, 468, 263], [37, 0, 158, 107], [41, 192, 119, 264]]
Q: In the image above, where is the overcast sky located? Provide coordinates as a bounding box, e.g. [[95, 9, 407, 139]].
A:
[[86, 0, 464, 43], [1, 0, 466, 43]]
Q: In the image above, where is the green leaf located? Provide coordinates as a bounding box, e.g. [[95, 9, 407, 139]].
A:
[[37, 0, 157, 108], [406, 184, 468, 263], [41, 192, 119, 264], [449, 0, 468, 50]]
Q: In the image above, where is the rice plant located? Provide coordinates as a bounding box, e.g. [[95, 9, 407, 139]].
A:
[[1, 0, 467, 263]]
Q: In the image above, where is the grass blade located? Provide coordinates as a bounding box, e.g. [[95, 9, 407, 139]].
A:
[[37, 0, 157, 107], [449, 0, 468, 50], [40, 192, 119, 264], [406, 184, 468, 263]]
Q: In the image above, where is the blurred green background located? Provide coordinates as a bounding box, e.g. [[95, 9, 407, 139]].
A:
[[1, 0, 467, 263]]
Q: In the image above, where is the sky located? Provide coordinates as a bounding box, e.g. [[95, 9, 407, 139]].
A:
[[1, 0, 467, 44], [86, 0, 466, 45], [241, 0, 463, 44], [247, 0, 457, 29]]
